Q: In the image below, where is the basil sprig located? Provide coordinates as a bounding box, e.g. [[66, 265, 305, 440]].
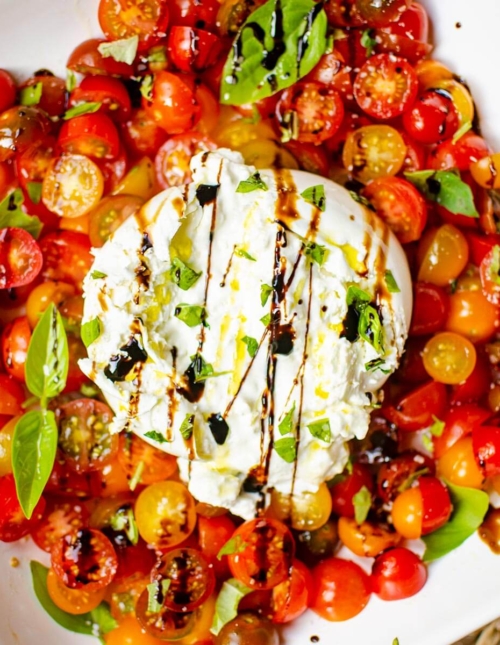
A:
[[0, 188, 42, 238], [13, 303, 68, 518], [220, 0, 328, 105], [405, 169, 478, 217]]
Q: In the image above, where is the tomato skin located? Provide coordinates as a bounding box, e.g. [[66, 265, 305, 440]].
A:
[[0, 70, 16, 113], [377, 450, 434, 503], [427, 132, 490, 171], [447, 288, 498, 343], [215, 613, 279, 645], [105, 614, 164, 645], [329, 463, 374, 518], [423, 331, 477, 385], [311, 557, 371, 622], [0, 106, 51, 162], [271, 559, 312, 624], [395, 336, 429, 385], [410, 283, 449, 336], [468, 232, 500, 267], [284, 141, 330, 177], [451, 349, 491, 405], [98, 0, 169, 52], [69, 76, 132, 122], [59, 113, 121, 160], [88, 194, 144, 247], [1, 316, 31, 382], [0, 375, 22, 416], [169, 0, 219, 29], [434, 404, 491, 459], [371, 547, 427, 601], [167, 26, 222, 73], [417, 224, 469, 287], [343, 124, 406, 184], [382, 380, 447, 432], [386, 1, 429, 41], [122, 107, 168, 158], [67, 38, 135, 77], [418, 476, 452, 534], [146, 72, 201, 134], [472, 426, 500, 478], [0, 227, 43, 289], [338, 517, 401, 557], [155, 132, 215, 189], [38, 231, 93, 293], [0, 473, 46, 542], [480, 247, 500, 305], [31, 496, 90, 553], [402, 89, 459, 144], [198, 514, 236, 577], [392, 486, 422, 538], [362, 176, 427, 244], [117, 432, 177, 486], [437, 435, 484, 489], [47, 567, 106, 615]]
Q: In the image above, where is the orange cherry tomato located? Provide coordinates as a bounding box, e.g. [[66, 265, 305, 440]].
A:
[[392, 486, 423, 539], [343, 125, 406, 184], [47, 567, 106, 615], [338, 517, 401, 557], [470, 153, 500, 190], [269, 482, 332, 531], [105, 615, 163, 645], [445, 289, 498, 343], [26, 281, 76, 329], [0, 415, 18, 476], [117, 432, 177, 486], [437, 436, 484, 488], [422, 331, 477, 385], [1, 315, 31, 382], [417, 224, 469, 286], [145, 72, 201, 135], [88, 194, 145, 247]]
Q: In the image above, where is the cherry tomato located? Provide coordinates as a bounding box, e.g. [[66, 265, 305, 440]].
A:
[[269, 482, 332, 531], [167, 26, 222, 73], [105, 615, 164, 645], [275, 82, 344, 145], [31, 496, 89, 553], [96, 145, 128, 194], [88, 194, 144, 247], [15, 138, 56, 192], [114, 156, 157, 200], [472, 425, 500, 478], [329, 463, 374, 518], [395, 336, 429, 385], [451, 350, 491, 405], [135, 481, 196, 548], [371, 547, 427, 601], [1, 316, 30, 382], [169, 0, 219, 30], [0, 70, 16, 113], [470, 153, 500, 190], [155, 133, 215, 189], [343, 125, 406, 184], [0, 227, 43, 290], [377, 450, 434, 503], [117, 432, 177, 486], [446, 288, 498, 343], [20, 74, 67, 118], [69, 76, 132, 122], [433, 404, 491, 459], [228, 518, 295, 591], [410, 283, 449, 336], [338, 517, 401, 557], [67, 38, 135, 77], [383, 380, 447, 432], [271, 559, 312, 624], [0, 416, 17, 476], [0, 106, 51, 162], [354, 54, 418, 120], [38, 231, 93, 292], [198, 514, 235, 577], [25, 280, 74, 329], [122, 108, 167, 158], [418, 475, 452, 534], [423, 331, 476, 385], [417, 224, 469, 287], [305, 50, 351, 98], [238, 138, 299, 170], [98, 0, 169, 52], [52, 528, 118, 591], [0, 473, 45, 542], [401, 132, 426, 172], [47, 567, 106, 615], [402, 88, 459, 144], [391, 486, 422, 538], [432, 79, 475, 127], [135, 588, 197, 640], [480, 246, 500, 305], [283, 141, 330, 177], [145, 72, 201, 134], [215, 613, 279, 645], [437, 435, 484, 489], [468, 232, 500, 268], [427, 132, 490, 172], [362, 176, 427, 244], [383, 1, 429, 41], [59, 113, 121, 160], [323, 0, 364, 27], [311, 557, 371, 621], [355, 0, 411, 27]]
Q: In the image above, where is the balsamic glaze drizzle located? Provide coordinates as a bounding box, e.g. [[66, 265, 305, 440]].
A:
[[104, 332, 147, 382]]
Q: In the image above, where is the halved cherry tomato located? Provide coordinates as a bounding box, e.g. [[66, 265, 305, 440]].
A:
[[114, 157, 157, 200], [275, 82, 344, 145], [167, 26, 222, 73], [0, 416, 17, 476], [451, 349, 491, 405], [122, 108, 168, 158], [20, 74, 67, 118], [468, 232, 500, 267], [343, 124, 406, 184], [98, 0, 169, 52], [269, 483, 332, 531], [423, 331, 476, 385], [446, 288, 498, 342], [59, 113, 121, 160], [377, 450, 434, 503], [117, 432, 177, 486], [283, 141, 330, 177], [155, 133, 215, 189], [433, 404, 491, 459], [305, 50, 352, 98], [401, 132, 426, 172], [271, 559, 312, 624], [329, 463, 374, 518], [0, 473, 45, 542], [198, 514, 235, 577], [437, 435, 484, 488], [427, 132, 490, 171], [67, 38, 135, 77], [69, 76, 132, 122], [1, 316, 31, 382], [193, 83, 220, 136], [38, 231, 93, 292], [0, 106, 51, 162], [410, 282, 448, 336], [145, 72, 201, 134], [135, 591, 197, 641], [402, 88, 459, 144], [227, 518, 295, 591], [417, 224, 469, 287], [31, 496, 89, 553], [0, 227, 43, 289], [88, 194, 144, 247], [371, 547, 427, 600], [471, 153, 500, 190], [0, 70, 16, 113], [47, 567, 106, 615], [362, 176, 427, 243], [355, 0, 411, 26], [215, 613, 278, 645], [311, 557, 371, 622], [338, 517, 401, 557], [354, 54, 418, 120], [169, 0, 219, 29], [15, 138, 57, 193], [96, 145, 128, 194], [26, 280, 76, 329], [105, 614, 164, 645], [383, 380, 447, 432], [472, 425, 500, 478]]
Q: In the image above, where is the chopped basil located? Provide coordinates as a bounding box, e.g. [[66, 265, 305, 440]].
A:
[[304, 241, 327, 266], [168, 257, 202, 291], [260, 313, 271, 326], [144, 430, 169, 444], [422, 432, 434, 454], [190, 354, 231, 383], [365, 358, 390, 374], [489, 245, 500, 285], [360, 28, 377, 57], [0, 188, 42, 238], [211, 579, 253, 635], [20, 82, 43, 106], [393, 639, 400, 645], [301, 184, 326, 211], [236, 172, 268, 193], [352, 485, 372, 525], [63, 101, 102, 120], [174, 303, 207, 328], [346, 285, 371, 308], [91, 270, 107, 280], [359, 305, 384, 354], [429, 415, 445, 437], [148, 46, 167, 63], [397, 467, 430, 494], [274, 436, 297, 463], [140, 74, 153, 102], [405, 169, 478, 217], [179, 414, 194, 441], [384, 269, 400, 293], [147, 579, 171, 614], [97, 35, 139, 65], [452, 120, 472, 144], [220, 0, 328, 105], [261, 283, 273, 306], [129, 460, 144, 492], [349, 190, 373, 209], [278, 402, 296, 435], [109, 506, 139, 546], [26, 181, 43, 205], [235, 247, 257, 261], [241, 335, 258, 358], [217, 535, 249, 559], [66, 70, 77, 92], [307, 418, 332, 442], [81, 317, 102, 348]]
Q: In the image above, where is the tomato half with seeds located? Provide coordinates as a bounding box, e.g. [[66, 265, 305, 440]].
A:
[[47, 567, 106, 615], [59, 113, 121, 160], [0, 106, 51, 162], [145, 72, 201, 134], [423, 331, 476, 385], [343, 124, 406, 184], [167, 26, 222, 73], [417, 224, 469, 287], [402, 88, 459, 144], [382, 380, 447, 432], [88, 194, 144, 247], [472, 426, 500, 478], [377, 450, 434, 503], [135, 591, 197, 641], [117, 432, 177, 486], [98, 0, 169, 52], [0, 70, 16, 113], [31, 497, 90, 553], [38, 231, 93, 292], [371, 547, 427, 601], [275, 82, 344, 145], [354, 54, 418, 120], [271, 559, 312, 624], [0, 473, 46, 542], [155, 133, 216, 189], [69, 76, 132, 122], [362, 176, 427, 244], [67, 38, 135, 77], [0, 227, 43, 289]]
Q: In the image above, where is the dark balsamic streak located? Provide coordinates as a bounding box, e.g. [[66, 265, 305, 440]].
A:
[[104, 326, 148, 383], [208, 413, 230, 445], [166, 347, 178, 442], [134, 232, 153, 303], [220, 245, 236, 288], [195, 183, 220, 207], [296, 2, 324, 76]]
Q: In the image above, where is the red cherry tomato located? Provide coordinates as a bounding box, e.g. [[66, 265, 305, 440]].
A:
[[450, 349, 491, 406], [377, 450, 435, 503], [59, 113, 121, 160], [418, 475, 452, 534], [387, 2, 429, 41], [0, 474, 46, 542], [1, 316, 31, 382], [15, 138, 57, 193], [362, 177, 427, 244], [145, 72, 201, 134], [122, 107, 168, 158], [311, 557, 371, 621], [96, 145, 128, 193], [382, 380, 447, 432], [410, 282, 449, 336], [284, 141, 330, 177], [0, 70, 16, 113], [69, 76, 132, 122], [0, 106, 51, 163], [480, 247, 500, 304], [401, 132, 426, 172], [468, 232, 500, 267], [167, 27, 222, 73], [0, 227, 43, 289], [98, 0, 169, 52], [38, 231, 93, 292], [31, 496, 89, 553], [228, 518, 295, 591], [45, 453, 93, 498], [354, 54, 418, 120], [373, 28, 432, 64], [329, 463, 374, 518], [305, 51, 352, 99], [395, 337, 429, 385], [427, 132, 490, 171], [198, 514, 236, 577], [472, 425, 500, 478], [67, 38, 135, 77], [433, 404, 491, 459], [155, 132, 215, 189], [271, 559, 312, 624], [371, 547, 427, 601], [20, 74, 67, 118], [402, 88, 459, 144], [168, 0, 219, 30]]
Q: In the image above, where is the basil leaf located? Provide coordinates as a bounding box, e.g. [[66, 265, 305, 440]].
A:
[[384, 269, 400, 293], [405, 170, 478, 217], [179, 414, 194, 440], [66, 70, 77, 92], [349, 190, 373, 209], [140, 75, 154, 102], [97, 35, 139, 65], [430, 415, 445, 437], [147, 579, 171, 613], [25, 303, 69, 401], [235, 247, 257, 261], [307, 418, 332, 442], [190, 354, 230, 383], [0, 188, 42, 238], [27, 181, 43, 205], [217, 535, 249, 559], [91, 270, 107, 280], [452, 120, 472, 144], [261, 284, 272, 306], [489, 245, 500, 285], [89, 603, 118, 638], [422, 433, 434, 454], [13, 410, 57, 519], [241, 335, 258, 358], [63, 101, 102, 120], [174, 303, 207, 327], [301, 185, 326, 211], [304, 241, 327, 266], [220, 0, 328, 105], [20, 82, 43, 107], [236, 172, 268, 193], [168, 257, 202, 291], [81, 317, 102, 348], [279, 402, 295, 435], [129, 460, 144, 491], [346, 285, 371, 308], [260, 313, 271, 326], [109, 506, 139, 546], [365, 358, 390, 374], [274, 436, 297, 462], [359, 305, 384, 354], [144, 430, 169, 444], [360, 29, 377, 57], [211, 579, 253, 635], [352, 485, 372, 524], [422, 482, 489, 562]]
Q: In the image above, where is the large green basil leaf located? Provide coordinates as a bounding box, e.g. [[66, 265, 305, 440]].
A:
[[211, 578, 253, 635], [405, 169, 478, 217], [25, 302, 69, 402], [220, 0, 328, 105], [422, 482, 489, 562], [12, 409, 57, 519], [0, 188, 43, 238]]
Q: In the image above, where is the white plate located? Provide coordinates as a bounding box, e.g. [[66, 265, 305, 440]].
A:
[[1, 1, 500, 644]]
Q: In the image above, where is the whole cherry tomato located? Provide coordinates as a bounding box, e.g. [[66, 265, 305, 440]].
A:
[[371, 547, 427, 600]]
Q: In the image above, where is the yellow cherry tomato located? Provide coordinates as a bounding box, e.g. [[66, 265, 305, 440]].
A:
[[105, 615, 163, 645], [0, 415, 19, 476], [422, 331, 476, 385], [417, 224, 469, 286], [433, 79, 474, 126], [470, 153, 500, 190], [445, 290, 498, 343], [391, 487, 423, 539], [47, 567, 106, 615], [269, 482, 332, 531], [59, 213, 90, 234], [212, 105, 277, 150], [113, 157, 157, 201], [238, 138, 299, 170], [415, 59, 453, 90], [26, 280, 76, 329], [343, 125, 406, 184], [437, 436, 484, 489], [338, 516, 401, 557]]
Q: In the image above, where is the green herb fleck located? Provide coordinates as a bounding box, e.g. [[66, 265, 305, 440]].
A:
[[489, 245, 500, 285], [217, 535, 249, 559], [91, 270, 107, 280], [110, 506, 139, 546], [236, 172, 268, 193], [63, 102, 102, 120], [168, 257, 202, 291], [349, 191, 373, 209], [129, 460, 144, 491], [147, 579, 171, 614], [66, 70, 77, 93], [190, 354, 230, 383], [452, 120, 472, 144], [430, 415, 445, 437], [26, 182, 43, 205], [81, 317, 101, 348], [361, 28, 377, 56], [359, 305, 384, 354], [261, 284, 272, 306], [385, 270, 400, 293], [260, 313, 271, 326], [140, 75, 154, 102], [353, 485, 372, 524], [278, 402, 296, 435], [179, 414, 194, 441], [301, 184, 326, 211], [174, 303, 207, 328], [304, 241, 327, 266], [274, 437, 297, 463], [20, 82, 43, 107], [241, 336, 258, 358], [97, 35, 139, 65], [235, 247, 256, 261], [365, 358, 390, 374], [422, 433, 434, 454], [144, 430, 169, 444], [307, 418, 332, 442]]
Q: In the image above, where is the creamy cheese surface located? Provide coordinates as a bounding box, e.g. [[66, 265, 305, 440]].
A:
[[80, 150, 412, 518]]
